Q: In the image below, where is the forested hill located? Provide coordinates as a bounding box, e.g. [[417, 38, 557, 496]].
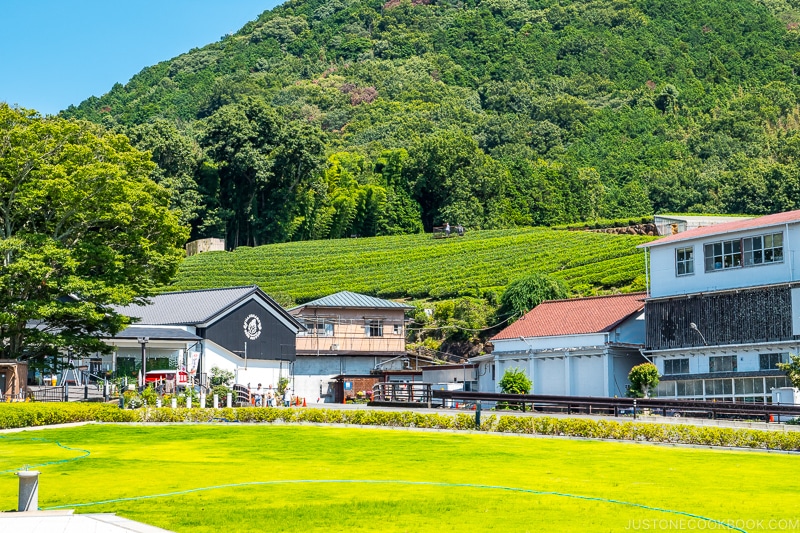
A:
[[64, 0, 800, 248]]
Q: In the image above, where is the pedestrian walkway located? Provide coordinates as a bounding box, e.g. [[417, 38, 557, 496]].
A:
[[0, 510, 173, 533]]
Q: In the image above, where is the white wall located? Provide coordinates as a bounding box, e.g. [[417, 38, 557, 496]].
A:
[[493, 333, 608, 354], [571, 355, 604, 396], [648, 223, 800, 298], [609, 352, 645, 397], [614, 312, 645, 345], [476, 360, 495, 393], [293, 355, 381, 403], [653, 345, 799, 376], [535, 357, 566, 395], [423, 367, 476, 384], [204, 341, 288, 390]]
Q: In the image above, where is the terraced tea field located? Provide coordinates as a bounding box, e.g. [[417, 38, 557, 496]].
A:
[[167, 228, 653, 305]]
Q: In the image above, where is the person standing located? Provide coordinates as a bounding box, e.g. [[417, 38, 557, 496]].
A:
[[254, 383, 264, 407], [445, 222, 451, 237], [283, 386, 292, 407]]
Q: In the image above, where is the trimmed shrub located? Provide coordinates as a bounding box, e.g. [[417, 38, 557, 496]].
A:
[[1, 404, 798, 451]]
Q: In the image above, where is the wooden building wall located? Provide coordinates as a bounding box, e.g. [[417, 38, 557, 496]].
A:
[[645, 285, 796, 350]]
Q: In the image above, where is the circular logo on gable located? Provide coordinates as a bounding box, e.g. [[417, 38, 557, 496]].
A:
[[243, 314, 262, 340]]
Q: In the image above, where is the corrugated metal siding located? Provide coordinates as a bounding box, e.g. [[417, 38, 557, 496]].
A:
[[116, 286, 257, 324], [645, 285, 796, 350], [294, 291, 413, 310]]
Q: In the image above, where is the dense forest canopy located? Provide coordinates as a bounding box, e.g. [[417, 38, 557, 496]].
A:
[[62, 0, 800, 247]]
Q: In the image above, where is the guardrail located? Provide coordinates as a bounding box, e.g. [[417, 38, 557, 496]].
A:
[[372, 382, 434, 407], [431, 391, 800, 423], [28, 386, 67, 402]]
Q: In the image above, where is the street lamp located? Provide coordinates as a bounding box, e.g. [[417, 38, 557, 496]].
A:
[[137, 337, 149, 389], [517, 336, 536, 394], [519, 336, 535, 351], [689, 323, 708, 346]]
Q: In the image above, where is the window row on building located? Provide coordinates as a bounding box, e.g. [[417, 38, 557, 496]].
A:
[[297, 319, 404, 337], [662, 353, 789, 375], [654, 375, 791, 402], [675, 231, 783, 276]]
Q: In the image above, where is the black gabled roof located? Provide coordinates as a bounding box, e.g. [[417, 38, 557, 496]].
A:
[[116, 286, 302, 330]]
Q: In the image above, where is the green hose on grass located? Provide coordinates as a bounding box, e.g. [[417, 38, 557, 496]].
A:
[[41, 479, 748, 532]]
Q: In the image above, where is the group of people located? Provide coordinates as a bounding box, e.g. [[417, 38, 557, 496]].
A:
[[443, 223, 465, 237], [250, 383, 293, 407]]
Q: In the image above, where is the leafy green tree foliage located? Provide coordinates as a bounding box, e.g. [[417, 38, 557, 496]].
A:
[[446, 297, 495, 343], [499, 367, 532, 394], [405, 130, 520, 230], [0, 105, 188, 361], [199, 99, 326, 246], [293, 150, 423, 240], [124, 119, 204, 229], [497, 272, 568, 322], [58, 0, 800, 238], [627, 363, 660, 398], [776, 354, 800, 389], [374, 149, 423, 235]]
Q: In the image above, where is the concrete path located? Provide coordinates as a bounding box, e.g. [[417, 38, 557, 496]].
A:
[[0, 510, 173, 533]]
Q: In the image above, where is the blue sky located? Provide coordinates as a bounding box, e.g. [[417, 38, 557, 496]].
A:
[[1, 1, 281, 115]]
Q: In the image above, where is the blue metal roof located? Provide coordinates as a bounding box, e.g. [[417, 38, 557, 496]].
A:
[[290, 291, 413, 311]]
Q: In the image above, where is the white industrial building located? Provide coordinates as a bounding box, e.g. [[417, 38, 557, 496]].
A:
[[480, 293, 647, 397], [640, 210, 797, 402]]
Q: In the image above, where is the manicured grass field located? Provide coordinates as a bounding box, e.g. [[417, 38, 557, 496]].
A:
[[1, 424, 798, 532]]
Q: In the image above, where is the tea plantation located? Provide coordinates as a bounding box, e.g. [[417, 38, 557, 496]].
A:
[[166, 228, 653, 305]]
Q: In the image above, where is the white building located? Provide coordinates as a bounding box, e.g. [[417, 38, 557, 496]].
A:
[[107, 286, 303, 390], [640, 210, 797, 402], [482, 293, 647, 397]]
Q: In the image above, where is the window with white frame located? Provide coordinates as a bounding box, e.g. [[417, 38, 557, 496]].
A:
[[709, 355, 737, 373], [365, 320, 383, 337], [393, 324, 402, 335], [663, 358, 689, 375], [704, 240, 741, 271], [704, 231, 783, 272], [675, 247, 694, 276], [759, 352, 788, 370], [299, 320, 334, 337], [743, 232, 783, 266]]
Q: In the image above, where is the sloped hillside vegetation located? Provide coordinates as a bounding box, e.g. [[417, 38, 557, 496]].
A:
[[167, 227, 651, 304], [59, 0, 800, 249]]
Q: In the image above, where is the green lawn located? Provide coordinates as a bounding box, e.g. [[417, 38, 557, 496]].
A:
[[1, 424, 798, 532]]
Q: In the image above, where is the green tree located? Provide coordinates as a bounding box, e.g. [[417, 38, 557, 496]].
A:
[[200, 99, 325, 246], [627, 363, 659, 398], [497, 272, 568, 323], [499, 367, 532, 394], [209, 366, 235, 387], [124, 119, 204, 230], [777, 354, 800, 389], [0, 105, 188, 362]]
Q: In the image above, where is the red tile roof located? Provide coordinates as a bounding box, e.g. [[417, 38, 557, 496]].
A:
[[640, 210, 800, 248], [492, 293, 646, 340]]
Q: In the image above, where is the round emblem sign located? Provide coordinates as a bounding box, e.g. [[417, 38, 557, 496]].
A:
[[243, 314, 262, 340]]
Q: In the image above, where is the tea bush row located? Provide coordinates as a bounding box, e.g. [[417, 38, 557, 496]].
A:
[[170, 228, 652, 303], [2, 404, 797, 451]]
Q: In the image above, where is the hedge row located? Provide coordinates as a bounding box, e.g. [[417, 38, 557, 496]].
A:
[[1, 404, 798, 451], [0, 403, 137, 428]]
